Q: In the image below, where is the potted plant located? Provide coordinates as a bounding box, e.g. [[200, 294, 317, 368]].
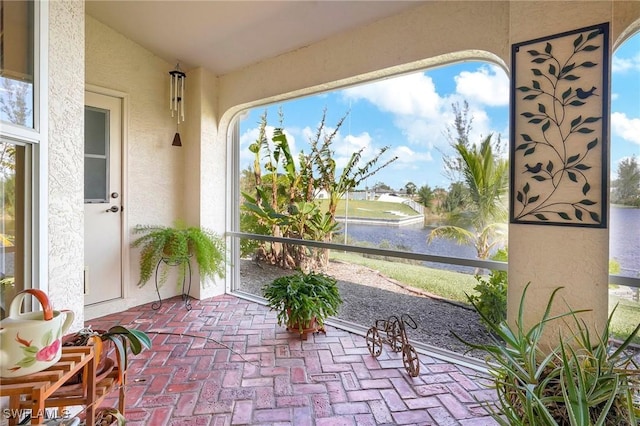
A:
[[262, 271, 342, 339], [95, 407, 125, 426], [457, 283, 640, 425], [132, 222, 226, 288], [60, 325, 151, 388]]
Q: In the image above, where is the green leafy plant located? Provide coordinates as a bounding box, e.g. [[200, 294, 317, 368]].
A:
[[457, 283, 640, 425], [63, 325, 152, 385], [132, 222, 226, 288], [262, 271, 342, 335], [241, 109, 396, 271], [469, 248, 508, 327]]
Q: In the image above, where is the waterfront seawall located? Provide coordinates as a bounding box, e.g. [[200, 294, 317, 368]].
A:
[[335, 215, 424, 227]]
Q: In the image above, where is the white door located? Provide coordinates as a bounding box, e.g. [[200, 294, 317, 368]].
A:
[[84, 91, 123, 305]]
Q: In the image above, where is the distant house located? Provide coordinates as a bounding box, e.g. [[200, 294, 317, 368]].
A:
[[315, 189, 329, 199], [376, 193, 408, 204]]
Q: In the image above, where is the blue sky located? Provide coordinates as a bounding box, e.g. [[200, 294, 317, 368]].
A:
[[239, 34, 639, 192]]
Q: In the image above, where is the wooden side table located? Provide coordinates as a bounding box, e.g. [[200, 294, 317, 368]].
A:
[[0, 346, 97, 425]]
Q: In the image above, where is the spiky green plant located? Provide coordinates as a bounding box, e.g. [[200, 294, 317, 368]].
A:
[[456, 283, 639, 425], [132, 222, 226, 288]]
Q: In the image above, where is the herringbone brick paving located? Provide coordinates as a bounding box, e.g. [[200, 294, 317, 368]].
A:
[[89, 294, 499, 425]]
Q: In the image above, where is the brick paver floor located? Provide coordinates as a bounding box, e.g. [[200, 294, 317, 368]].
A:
[[89, 294, 499, 425]]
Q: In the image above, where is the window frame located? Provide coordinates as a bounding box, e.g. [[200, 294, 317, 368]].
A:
[[0, 0, 48, 294]]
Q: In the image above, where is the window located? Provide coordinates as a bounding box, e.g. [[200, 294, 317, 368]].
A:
[[231, 61, 510, 358], [1, 0, 35, 129], [608, 31, 640, 343], [0, 141, 30, 317], [0, 0, 43, 319]]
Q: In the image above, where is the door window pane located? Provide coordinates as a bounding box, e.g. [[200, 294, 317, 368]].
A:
[[84, 157, 108, 201], [84, 106, 109, 202], [0, 0, 34, 128], [85, 107, 108, 156]]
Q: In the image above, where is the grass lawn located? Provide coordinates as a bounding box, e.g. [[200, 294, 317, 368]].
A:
[[318, 199, 419, 219], [330, 250, 640, 344], [609, 295, 640, 345], [330, 251, 478, 302]]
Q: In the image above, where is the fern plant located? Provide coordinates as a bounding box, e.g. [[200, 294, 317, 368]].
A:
[[132, 222, 226, 288], [262, 271, 342, 335]]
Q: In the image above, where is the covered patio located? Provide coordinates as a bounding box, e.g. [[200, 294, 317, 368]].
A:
[[90, 295, 498, 425], [1, 1, 639, 424]]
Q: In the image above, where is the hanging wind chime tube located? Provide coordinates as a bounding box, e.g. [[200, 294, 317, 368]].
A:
[[169, 63, 186, 146]]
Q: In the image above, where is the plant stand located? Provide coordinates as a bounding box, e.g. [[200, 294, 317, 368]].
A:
[[0, 346, 125, 426], [152, 257, 192, 311]]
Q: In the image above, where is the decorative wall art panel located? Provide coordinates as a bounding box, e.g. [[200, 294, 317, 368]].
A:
[[510, 23, 609, 228]]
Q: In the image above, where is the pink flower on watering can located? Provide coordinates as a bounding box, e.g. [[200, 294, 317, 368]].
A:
[[9, 329, 62, 372], [36, 339, 61, 362]]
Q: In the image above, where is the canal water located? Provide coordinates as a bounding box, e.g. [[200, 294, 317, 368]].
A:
[[340, 206, 639, 278]]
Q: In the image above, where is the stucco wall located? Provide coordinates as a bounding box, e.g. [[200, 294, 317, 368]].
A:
[[84, 15, 186, 317], [47, 0, 85, 328], [183, 68, 226, 299], [507, 1, 616, 345]]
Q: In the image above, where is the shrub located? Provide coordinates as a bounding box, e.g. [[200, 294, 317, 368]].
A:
[[469, 248, 508, 326]]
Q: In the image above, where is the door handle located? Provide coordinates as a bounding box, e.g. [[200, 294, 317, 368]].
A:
[[106, 206, 120, 213]]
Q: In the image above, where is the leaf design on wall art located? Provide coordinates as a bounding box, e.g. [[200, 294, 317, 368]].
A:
[[511, 24, 608, 227]]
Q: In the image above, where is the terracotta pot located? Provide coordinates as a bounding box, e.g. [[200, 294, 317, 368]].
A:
[[61, 330, 113, 386], [286, 313, 324, 340]]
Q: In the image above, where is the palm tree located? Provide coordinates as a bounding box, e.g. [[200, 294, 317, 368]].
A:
[[428, 135, 508, 260], [416, 184, 434, 209]]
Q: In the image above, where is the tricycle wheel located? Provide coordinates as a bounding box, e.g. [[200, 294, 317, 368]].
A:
[[366, 327, 382, 357], [402, 344, 420, 377]]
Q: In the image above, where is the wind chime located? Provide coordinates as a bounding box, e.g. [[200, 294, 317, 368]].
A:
[[169, 62, 186, 146]]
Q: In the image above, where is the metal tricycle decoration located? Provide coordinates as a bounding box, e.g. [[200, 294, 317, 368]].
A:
[[366, 314, 420, 377]]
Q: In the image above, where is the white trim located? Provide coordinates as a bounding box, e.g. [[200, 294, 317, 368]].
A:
[[35, 0, 49, 294], [0, 125, 41, 144], [227, 119, 240, 294]]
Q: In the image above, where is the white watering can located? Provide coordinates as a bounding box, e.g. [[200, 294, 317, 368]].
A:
[[0, 289, 74, 378]]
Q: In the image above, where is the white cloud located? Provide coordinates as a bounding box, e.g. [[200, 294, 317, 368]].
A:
[[341, 65, 508, 151], [612, 53, 640, 73], [344, 73, 443, 118], [611, 112, 640, 145], [390, 146, 433, 164], [454, 65, 510, 107]]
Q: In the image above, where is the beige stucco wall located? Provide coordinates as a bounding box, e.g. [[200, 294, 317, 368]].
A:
[[47, 0, 85, 329], [84, 16, 188, 318], [506, 1, 617, 346], [183, 67, 226, 299]]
